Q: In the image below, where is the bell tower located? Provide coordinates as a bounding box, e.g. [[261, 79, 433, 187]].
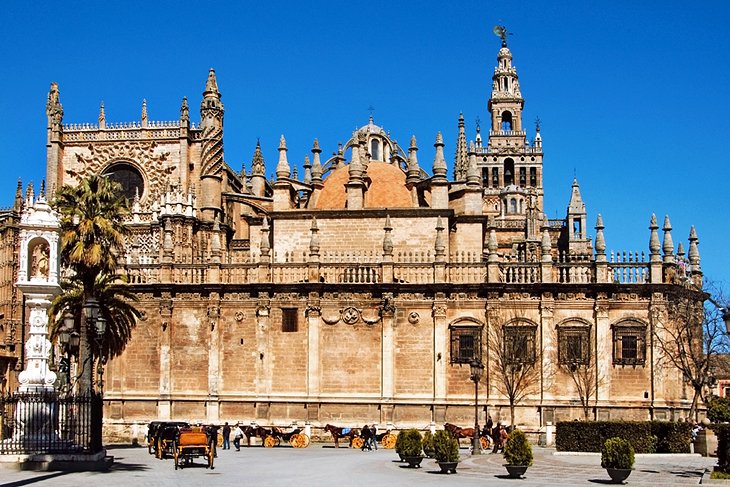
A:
[[480, 26, 544, 222]]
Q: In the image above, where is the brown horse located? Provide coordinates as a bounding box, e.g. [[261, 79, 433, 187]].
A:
[[241, 425, 274, 446], [444, 422, 476, 439], [323, 424, 360, 448]]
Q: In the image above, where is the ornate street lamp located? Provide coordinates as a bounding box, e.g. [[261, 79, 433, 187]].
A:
[[94, 314, 106, 393], [470, 359, 485, 455]]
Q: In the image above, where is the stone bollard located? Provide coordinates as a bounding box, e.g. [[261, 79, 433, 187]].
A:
[[545, 422, 555, 447], [695, 429, 717, 457]]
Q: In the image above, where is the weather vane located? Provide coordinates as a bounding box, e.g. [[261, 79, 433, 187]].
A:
[[368, 105, 375, 120], [492, 25, 511, 47]]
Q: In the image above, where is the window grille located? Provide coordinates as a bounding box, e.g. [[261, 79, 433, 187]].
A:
[[558, 326, 590, 367], [450, 326, 483, 364], [504, 325, 536, 365], [612, 324, 646, 366]]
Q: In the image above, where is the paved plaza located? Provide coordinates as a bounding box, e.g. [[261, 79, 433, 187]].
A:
[[0, 443, 717, 487]]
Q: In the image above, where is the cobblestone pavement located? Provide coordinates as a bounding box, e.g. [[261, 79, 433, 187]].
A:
[[0, 444, 717, 487]]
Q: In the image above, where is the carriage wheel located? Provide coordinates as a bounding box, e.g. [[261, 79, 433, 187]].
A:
[[381, 434, 396, 449], [264, 435, 277, 448], [289, 434, 302, 448], [217, 433, 224, 448], [300, 434, 310, 448], [352, 437, 365, 449], [480, 436, 491, 450]]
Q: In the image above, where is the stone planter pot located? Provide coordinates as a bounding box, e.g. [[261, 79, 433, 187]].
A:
[[504, 464, 529, 478], [437, 461, 458, 474], [403, 455, 424, 468], [606, 468, 632, 484]]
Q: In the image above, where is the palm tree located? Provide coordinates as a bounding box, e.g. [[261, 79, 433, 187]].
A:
[[52, 174, 131, 393], [50, 273, 142, 361]]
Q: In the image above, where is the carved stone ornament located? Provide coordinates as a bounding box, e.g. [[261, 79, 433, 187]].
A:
[[234, 311, 245, 322], [432, 303, 447, 318], [408, 311, 420, 325], [256, 304, 270, 317], [71, 141, 173, 201], [342, 306, 360, 325], [305, 304, 321, 318], [321, 310, 342, 325]]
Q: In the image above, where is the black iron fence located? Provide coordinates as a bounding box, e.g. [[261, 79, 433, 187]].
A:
[[0, 391, 103, 454]]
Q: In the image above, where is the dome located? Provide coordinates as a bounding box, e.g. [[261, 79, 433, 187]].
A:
[[314, 162, 414, 209], [498, 47, 512, 59]]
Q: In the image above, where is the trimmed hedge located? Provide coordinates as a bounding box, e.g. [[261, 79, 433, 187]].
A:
[[709, 398, 730, 423], [556, 421, 692, 453]]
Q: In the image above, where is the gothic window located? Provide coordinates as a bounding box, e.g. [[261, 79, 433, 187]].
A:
[[501, 111, 513, 131], [530, 167, 537, 187], [504, 158, 515, 185], [371, 139, 380, 161], [519, 167, 526, 187], [482, 168, 489, 187], [510, 198, 517, 214], [612, 322, 646, 366], [558, 325, 591, 367], [450, 325, 483, 364], [492, 168, 499, 188], [282, 308, 298, 332], [504, 324, 537, 365], [103, 162, 144, 202]]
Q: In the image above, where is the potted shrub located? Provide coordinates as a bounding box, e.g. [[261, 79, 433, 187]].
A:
[[601, 436, 634, 484], [503, 428, 533, 478], [422, 430, 435, 458], [433, 429, 460, 473], [394, 431, 405, 461], [400, 429, 424, 468]]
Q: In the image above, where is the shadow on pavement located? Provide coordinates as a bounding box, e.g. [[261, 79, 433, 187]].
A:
[[108, 461, 150, 472], [587, 479, 621, 484], [0, 472, 69, 486]]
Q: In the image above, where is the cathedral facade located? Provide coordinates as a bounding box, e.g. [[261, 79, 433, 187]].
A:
[[1, 37, 706, 440]]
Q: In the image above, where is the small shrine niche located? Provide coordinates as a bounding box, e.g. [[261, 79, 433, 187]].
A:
[[29, 238, 51, 281]]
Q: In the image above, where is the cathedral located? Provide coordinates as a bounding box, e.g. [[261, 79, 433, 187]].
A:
[[0, 34, 706, 441]]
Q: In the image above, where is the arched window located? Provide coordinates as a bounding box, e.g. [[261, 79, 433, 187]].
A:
[[612, 320, 646, 366], [449, 323, 483, 364], [501, 111, 513, 131], [371, 139, 380, 161], [510, 198, 517, 214], [103, 162, 144, 202], [504, 158, 515, 185]]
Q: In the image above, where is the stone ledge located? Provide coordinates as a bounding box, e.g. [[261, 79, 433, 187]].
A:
[[0, 450, 113, 471]]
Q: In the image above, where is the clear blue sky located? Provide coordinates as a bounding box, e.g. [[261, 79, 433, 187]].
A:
[[1, 1, 728, 288]]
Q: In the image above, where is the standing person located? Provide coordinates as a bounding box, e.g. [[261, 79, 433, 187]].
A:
[[233, 423, 244, 451], [491, 422, 502, 453], [361, 424, 372, 451], [370, 425, 378, 450], [222, 422, 231, 450]]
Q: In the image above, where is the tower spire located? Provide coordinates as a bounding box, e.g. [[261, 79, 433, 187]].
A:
[[454, 112, 467, 180]]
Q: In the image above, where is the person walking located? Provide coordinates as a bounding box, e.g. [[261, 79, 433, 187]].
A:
[[233, 423, 244, 451], [361, 424, 373, 451], [222, 422, 231, 450], [369, 425, 378, 451]]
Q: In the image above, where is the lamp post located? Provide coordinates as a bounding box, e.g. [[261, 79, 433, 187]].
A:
[[93, 314, 106, 394], [470, 359, 484, 455]]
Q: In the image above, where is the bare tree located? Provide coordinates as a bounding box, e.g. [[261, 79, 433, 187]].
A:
[[488, 316, 541, 427], [653, 284, 729, 420], [556, 325, 607, 421], [562, 361, 606, 421]]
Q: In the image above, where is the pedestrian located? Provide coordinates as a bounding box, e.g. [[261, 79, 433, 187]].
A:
[[499, 424, 509, 450], [484, 415, 493, 438], [233, 422, 244, 451], [361, 424, 372, 451], [222, 422, 231, 450], [491, 422, 502, 453], [370, 424, 378, 450]]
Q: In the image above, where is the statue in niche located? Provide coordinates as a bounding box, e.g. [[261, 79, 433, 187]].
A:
[[31, 242, 50, 279]]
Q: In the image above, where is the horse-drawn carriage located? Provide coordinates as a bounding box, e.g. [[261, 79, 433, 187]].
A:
[[240, 424, 310, 448], [444, 422, 492, 449], [323, 424, 396, 449], [173, 429, 215, 470], [263, 426, 310, 448], [147, 421, 190, 459]]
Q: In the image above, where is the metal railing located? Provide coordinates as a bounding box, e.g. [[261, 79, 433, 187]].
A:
[[0, 391, 102, 454]]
